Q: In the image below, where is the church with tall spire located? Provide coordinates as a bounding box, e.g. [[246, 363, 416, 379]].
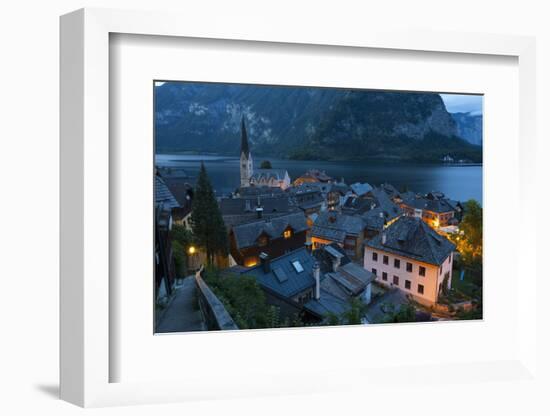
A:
[[240, 116, 253, 187]]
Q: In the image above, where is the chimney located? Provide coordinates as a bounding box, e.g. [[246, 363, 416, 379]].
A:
[[381, 231, 387, 245], [259, 252, 270, 273], [305, 241, 313, 253], [256, 206, 264, 219], [313, 261, 321, 300], [332, 256, 341, 272]]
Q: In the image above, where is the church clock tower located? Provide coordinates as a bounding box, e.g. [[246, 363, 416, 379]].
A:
[[240, 116, 253, 187]]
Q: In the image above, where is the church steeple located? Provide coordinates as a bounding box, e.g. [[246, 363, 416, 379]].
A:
[[240, 115, 250, 158], [240, 115, 253, 187]]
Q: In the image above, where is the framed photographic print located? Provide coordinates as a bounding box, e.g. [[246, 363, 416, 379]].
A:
[[153, 81, 483, 334], [60, 7, 538, 408]]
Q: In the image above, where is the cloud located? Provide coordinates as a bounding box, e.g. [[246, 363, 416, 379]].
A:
[[440, 94, 483, 114]]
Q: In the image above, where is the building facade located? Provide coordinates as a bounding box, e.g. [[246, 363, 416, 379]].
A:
[[363, 216, 455, 305]]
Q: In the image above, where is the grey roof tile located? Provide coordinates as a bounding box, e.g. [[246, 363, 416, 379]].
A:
[[155, 175, 180, 210], [241, 247, 316, 298], [232, 212, 308, 249], [366, 216, 455, 266]]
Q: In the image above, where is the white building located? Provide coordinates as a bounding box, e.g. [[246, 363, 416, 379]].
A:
[[249, 169, 291, 190], [363, 216, 455, 305]]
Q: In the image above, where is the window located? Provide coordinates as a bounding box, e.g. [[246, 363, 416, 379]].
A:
[[372, 268, 377, 276], [382, 272, 388, 281], [405, 280, 411, 290], [394, 258, 400, 269], [449, 255, 452, 264], [419, 266, 426, 276], [406, 262, 413, 272], [439, 266, 442, 275], [418, 284, 424, 294], [393, 275, 399, 286], [292, 260, 304, 273], [372, 252, 378, 261], [283, 229, 292, 239], [383, 255, 389, 265], [258, 236, 268, 246]]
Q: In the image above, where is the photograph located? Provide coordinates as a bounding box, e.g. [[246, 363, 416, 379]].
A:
[[153, 81, 483, 333]]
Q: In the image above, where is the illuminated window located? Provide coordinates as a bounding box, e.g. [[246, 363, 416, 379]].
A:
[[244, 258, 258, 267], [283, 229, 292, 239]]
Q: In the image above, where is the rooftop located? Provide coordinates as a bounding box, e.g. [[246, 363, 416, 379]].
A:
[[240, 247, 316, 298], [350, 182, 373, 197], [155, 175, 180, 211], [219, 195, 291, 216], [401, 191, 461, 214], [250, 169, 289, 182], [231, 212, 308, 250], [311, 211, 366, 243], [366, 216, 456, 266]]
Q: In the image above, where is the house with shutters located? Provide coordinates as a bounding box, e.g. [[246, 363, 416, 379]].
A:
[[363, 216, 456, 306]]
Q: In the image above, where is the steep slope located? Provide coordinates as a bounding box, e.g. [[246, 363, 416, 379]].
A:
[[451, 112, 483, 146], [155, 82, 481, 162]]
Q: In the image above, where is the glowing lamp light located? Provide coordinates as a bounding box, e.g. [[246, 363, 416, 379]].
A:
[[188, 246, 196, 254]]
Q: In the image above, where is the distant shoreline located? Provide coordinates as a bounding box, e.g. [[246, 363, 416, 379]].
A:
[[155, 151, 482, 166]]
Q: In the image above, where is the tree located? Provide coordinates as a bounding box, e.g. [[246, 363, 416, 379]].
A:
[[342, 298, 367, 325], [189, 163, 228, 264], [453, 199, 483, 284], [202, 267, 273, 329], [381, 302, 416, 323], [260, 160, 272, 169], [172, 240, 186, 277], [171, 223, 193, 248], [461, 200, 482, 253]]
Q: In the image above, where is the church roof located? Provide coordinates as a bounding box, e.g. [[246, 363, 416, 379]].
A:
[[240, 116, 250, 157], [250, 169, 288, 182]]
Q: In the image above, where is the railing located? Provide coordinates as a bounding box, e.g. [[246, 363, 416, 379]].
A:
[[194, 267, 239, 331]]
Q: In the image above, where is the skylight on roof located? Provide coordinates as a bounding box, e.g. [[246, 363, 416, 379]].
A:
[[291, 260, 304, 273], [273, 267, 288, 283]]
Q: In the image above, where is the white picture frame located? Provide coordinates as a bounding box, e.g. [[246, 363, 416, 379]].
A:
[[60, 8, 538, 408]]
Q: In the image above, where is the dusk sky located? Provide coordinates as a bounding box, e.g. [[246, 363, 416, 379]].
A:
[[440, 93, 483, 115]]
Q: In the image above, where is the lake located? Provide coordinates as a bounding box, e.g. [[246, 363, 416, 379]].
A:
[[155, 154, 483, 204]]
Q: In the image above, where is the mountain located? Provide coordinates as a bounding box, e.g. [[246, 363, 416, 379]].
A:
[[155, 82, 482, 162], [451, 112, 483, 146]]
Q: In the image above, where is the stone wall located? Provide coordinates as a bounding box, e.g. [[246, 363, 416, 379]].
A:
[[195, 272, 239, 331]]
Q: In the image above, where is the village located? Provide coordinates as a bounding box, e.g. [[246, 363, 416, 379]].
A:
[[155, 117, 483, 332]]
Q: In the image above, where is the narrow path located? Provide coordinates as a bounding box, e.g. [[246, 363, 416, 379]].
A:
[[156, 276, 206, 333]]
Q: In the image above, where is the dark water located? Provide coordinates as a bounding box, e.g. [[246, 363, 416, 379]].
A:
[[155, 154, 482, 204]]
